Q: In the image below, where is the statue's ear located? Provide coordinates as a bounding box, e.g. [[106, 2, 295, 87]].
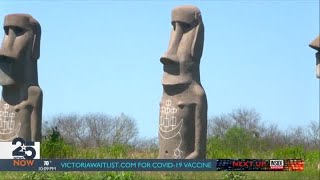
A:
[[30, 18, 41, 61], [191, 15, 204, 61], [32, 32, 40, 60]]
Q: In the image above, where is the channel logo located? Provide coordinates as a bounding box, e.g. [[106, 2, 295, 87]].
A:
[[0, 137, 40, 159], [270, 160, 284, 170], [12, 137, 36, 159]]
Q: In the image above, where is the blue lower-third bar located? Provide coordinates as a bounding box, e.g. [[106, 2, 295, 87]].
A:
[[0, 159, 217, 171]]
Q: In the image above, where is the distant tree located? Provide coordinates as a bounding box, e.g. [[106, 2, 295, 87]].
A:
[[84, 113, 114, 147], [42, 120, 52, 138], [207, 107, 319, 153], [54, 114, 89, 147], [207, 114, 232, 138], [110, 113, 139, 145], [208, 108, 263, 138], [45, 113, 138, 148], [287, 126, 308, 147], [230, 108, 262, 136], [306, 121, 319, 150], [260, 124, 286, 150]]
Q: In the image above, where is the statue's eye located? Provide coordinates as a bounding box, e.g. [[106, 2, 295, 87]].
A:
[[172, 23, 176, 31], [181, 22, 191, 30], [4, 27, 9, 35], [172, 22, 191, 32], [11, 26, 25, 36]]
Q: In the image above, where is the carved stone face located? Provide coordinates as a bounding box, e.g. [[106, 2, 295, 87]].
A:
[[160, 6, 204, 85], [0, 14, 41, 85]]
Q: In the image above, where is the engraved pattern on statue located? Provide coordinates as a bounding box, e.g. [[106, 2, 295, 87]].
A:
[[0, 103, 21, 141], [159, 100, 183, 159]]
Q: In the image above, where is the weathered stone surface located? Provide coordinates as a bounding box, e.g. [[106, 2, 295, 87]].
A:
[[0, 14, 42, 142], [158, 5, 207, 159], [309, 36, 320, 78]]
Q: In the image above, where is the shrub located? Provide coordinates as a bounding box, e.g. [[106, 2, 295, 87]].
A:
[[273, 146, 306, 159], [41, 127, 74, 158]]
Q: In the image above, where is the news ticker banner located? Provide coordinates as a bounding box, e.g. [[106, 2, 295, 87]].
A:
[[0, 138, 304, 171], [0, 159, 304, 171]]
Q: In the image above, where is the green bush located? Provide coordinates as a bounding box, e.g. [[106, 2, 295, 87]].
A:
[[304, 151, 319, 163], [207, 137, 236, 158], [207, 126, 261, 158], [69, 144, 132, 159], [224, 126, 256, 157], [273, 146, 306, 159], [106, 144, 130, 158], [41, 127, 75, 158]]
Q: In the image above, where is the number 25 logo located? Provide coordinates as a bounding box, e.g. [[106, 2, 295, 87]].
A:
[[12, 137, 36, 160]]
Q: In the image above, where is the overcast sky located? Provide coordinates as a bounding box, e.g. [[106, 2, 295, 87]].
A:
[[0, 0, 319, 138]]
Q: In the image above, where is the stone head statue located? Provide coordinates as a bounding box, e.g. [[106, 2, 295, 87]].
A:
[[158, 5, 207, 159], [309, 36, 320, 78], [0, 14, 41, 86], [160, 5, 204, 86], [0, 14, 42, 142]]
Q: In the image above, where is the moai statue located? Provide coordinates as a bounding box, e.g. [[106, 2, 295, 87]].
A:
[[158, 5, 207, 159], [0, 14, 42, 142], [309, 36, 320, 78]]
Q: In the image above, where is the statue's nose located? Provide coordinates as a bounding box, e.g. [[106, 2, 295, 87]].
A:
[[160, 54, 179, 66], [160, 21, 184, 64], [0, 30, 16, 55]]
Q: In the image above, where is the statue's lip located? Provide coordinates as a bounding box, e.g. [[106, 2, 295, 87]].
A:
[[0, 55, 14, 65], [163, 63, 179, 70]]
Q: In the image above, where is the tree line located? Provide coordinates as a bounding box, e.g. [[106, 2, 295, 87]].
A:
[[207, 108, 319, 152], [43, 108, 319, 154]]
